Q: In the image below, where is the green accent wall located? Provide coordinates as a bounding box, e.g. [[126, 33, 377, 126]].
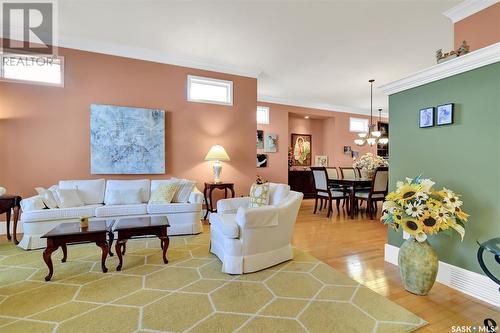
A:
[[388, 62, 500, 275]]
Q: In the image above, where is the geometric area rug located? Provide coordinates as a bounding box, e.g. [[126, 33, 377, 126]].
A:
[[0, 233, 426, 333]]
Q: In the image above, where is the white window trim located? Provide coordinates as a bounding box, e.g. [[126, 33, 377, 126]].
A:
[[0, 54, 65, 87], [257, 106, 270, 124], [349, 117, 369, 133], [186, 74, 233, 106]]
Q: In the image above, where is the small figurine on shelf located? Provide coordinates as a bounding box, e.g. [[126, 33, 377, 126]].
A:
[[436, 49, 443, 61], [457, 40, 470, 56]]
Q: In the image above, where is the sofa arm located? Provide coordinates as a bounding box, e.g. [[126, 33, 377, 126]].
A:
[[20, 195, 46, 212], [188, 190, 204, 204], [236, 205, 279, 229], [217, 197, 250, 214]]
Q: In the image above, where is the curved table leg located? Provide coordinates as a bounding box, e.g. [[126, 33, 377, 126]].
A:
[[203, 186, 209, 220], [208, 188, 214, 219], [161, 236, 169, 264], [61, 244, 67, 263], [13, 206, 20, 245], [108, 231, 114, 256], [43, 242, 58, 281], [5, 209, 11, 241], [96, 240, 108, 273], [116, 240, 125, 271]]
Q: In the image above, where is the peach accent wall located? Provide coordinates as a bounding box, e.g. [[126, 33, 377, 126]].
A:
[[256, 102, 387, 184], [0, 47, 257, 198], [454, 2, 500, 51]]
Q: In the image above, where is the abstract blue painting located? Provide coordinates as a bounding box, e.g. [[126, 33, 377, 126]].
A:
[[90, 104, 165, 174]]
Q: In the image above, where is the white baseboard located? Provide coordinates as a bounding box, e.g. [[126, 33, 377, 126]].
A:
[[385, 243, 500, 308], [0, 220, 24, 235]]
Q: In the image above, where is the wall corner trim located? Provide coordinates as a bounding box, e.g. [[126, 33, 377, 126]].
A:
[[379, 42, 500, 95], [442, 0, 499, 23], [384, 243, 500, 308]]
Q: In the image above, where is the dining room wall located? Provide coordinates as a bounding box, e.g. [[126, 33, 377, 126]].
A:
[[387, 62, 500, 274], [453, 2, 500, 51]]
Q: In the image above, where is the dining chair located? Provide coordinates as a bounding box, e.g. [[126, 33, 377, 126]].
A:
[[339, 167, 356, 179], [325, 167, 339, 180], [311, 167, 349, 217], [354, 167, 389, 219]]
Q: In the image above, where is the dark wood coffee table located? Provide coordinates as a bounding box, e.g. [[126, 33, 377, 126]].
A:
[[41, 220, 111, 281], [110, 216, 170, 271]]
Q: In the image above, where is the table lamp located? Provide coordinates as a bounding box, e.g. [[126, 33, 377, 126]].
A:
[[205, 145, 230, 184]]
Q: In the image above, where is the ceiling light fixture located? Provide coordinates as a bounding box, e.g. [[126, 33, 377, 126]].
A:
[[304, 116, 310, 119], [378, 108, 389, 145], [355, 79, 387, 147]]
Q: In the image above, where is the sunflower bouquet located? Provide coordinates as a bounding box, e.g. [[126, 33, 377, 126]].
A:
[[381, 175, 469, 243]]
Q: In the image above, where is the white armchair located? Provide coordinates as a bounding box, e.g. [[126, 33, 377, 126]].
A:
[[209, 183, 303, 274]]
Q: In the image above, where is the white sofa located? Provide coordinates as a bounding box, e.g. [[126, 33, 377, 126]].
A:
[[209, 183, 303, 274], [19, 179, 203, 250]]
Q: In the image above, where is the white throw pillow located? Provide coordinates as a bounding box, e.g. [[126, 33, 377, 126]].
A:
[[20, 196, 46, 211], [172, 179, 196, 203], [35, 187, 59, 209], [54, 189, 84, 208], [104, 189, 142, 205]]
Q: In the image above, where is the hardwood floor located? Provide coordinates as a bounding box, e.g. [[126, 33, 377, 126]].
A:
[[1, 200, 498, 332], [293, 199, 499, 332]]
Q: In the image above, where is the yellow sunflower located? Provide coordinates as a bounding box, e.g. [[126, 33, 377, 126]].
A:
[[426, 198, 442, 210], [419, 211, 441, 234], [401, 218, 423, 237], [397, 183, 422, 203], [454, 207, 469, 222]]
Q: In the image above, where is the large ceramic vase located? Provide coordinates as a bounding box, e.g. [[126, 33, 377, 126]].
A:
[[398, 237, 438, 295]]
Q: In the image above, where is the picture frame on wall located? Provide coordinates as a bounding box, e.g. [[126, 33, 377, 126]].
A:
[[290, 133, 312, 166], [264, 133, 278, 153], [436, 103, 454, 126], [257, 154, 268, 167], [256, 130, 264, 149], [315, 155, 328, 167], [419, 107, 434, 128]]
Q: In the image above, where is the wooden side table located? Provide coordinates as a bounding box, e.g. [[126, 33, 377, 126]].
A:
[[0, 195, 22, 244], [203, 182, 235, 220]]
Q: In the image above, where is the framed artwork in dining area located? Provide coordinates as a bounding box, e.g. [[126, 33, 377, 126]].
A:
[[291, 133, 312, 166]]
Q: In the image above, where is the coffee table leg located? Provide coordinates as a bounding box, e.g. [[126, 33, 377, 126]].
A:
[[5, 209, 11, 241], [116, 240, 124, 271], [122, 242, 126, 255], [96, 240, 108, 273], [43, 241, 57, 281], [61, 244, 67, 263], [108, 231, 114, 256], [160, 235, 169, 264]]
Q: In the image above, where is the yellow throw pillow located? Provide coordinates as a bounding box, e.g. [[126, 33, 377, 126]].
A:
[[149, 183, 178, 204], [249, 182, 270, 208]]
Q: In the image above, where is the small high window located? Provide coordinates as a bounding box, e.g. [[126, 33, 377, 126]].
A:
[[187, 75, 233, 106], [257, 106, 270, 124], [349, 117, 369, 132], [1, 55, 64, 86]]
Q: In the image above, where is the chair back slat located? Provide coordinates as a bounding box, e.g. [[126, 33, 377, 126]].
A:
[[372, 167, 389, 193], [326, 167, 339, 180], [310, 167, 328, 191], [340, 167, 356, 179]]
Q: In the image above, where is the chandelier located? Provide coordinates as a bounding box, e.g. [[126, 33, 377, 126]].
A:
[[354, 79, 388, 146]]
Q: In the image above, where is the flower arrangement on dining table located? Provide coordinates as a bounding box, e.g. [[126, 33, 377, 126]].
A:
[[381, 175, 469, 242], [353, 153, 388, 178]]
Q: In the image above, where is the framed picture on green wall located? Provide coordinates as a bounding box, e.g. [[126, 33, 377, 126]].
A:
[[419, 107, 434, 128], [436, 103, 454, 126]]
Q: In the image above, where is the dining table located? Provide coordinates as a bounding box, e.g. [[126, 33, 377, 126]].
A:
[[328, 178, 372, 219]]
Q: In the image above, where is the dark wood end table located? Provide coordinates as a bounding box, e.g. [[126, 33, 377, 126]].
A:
[[110, 216, 170, 271], [203, 182, 235, 220], [41, 220, 110, 281], [0, 195, 22, 244]]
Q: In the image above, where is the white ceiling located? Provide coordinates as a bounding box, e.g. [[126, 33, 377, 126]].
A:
[[55, 0, 460, 116]]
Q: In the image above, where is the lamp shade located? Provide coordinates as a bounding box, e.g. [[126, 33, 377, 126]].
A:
[[205, 145, 230, 161]]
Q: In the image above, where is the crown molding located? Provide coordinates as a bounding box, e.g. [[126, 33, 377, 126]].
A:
[[257, 95, 389, 118], [379, 42, 500, 95], [442, 0, 499, 23], [55, 36, 262, 79]]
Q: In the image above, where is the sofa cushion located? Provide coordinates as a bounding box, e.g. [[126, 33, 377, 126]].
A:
[[35, 186, 59, 209], [20, 196, 46, 212], [269, 183, 290, 206], [59, 179, 105, 205], [249, 182, 270, 208], [147, 202, 201, 214], [105, 180, 150, 203], [54, 189, 85, 208], [95, 204, 147, 217], [150, 179, 179, 193], [21, 204, 102, 223], [172, 179, 196, 203], [210, 213, 239, 239], [104, 189, 142, 205], [149, 182, 179, 204]]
